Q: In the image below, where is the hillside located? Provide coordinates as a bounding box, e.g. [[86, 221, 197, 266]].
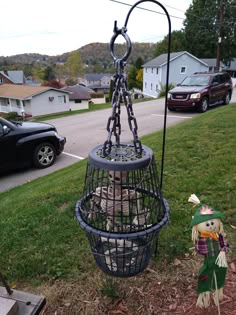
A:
[[0, 42, 157, 70]]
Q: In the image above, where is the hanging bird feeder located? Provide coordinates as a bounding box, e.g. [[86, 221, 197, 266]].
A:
[[75, 0, 171, 277]]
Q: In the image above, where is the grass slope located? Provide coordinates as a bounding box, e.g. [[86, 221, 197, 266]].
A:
[[0, 104, 235, 285]]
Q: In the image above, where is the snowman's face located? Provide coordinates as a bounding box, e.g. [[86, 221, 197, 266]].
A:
[[196, 218, 221, 233]]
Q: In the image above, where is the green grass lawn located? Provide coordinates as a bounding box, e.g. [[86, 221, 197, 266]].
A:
[[0, 104, 236, 286]]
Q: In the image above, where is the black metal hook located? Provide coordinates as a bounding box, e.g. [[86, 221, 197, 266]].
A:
[[109, 21, 132, 65]]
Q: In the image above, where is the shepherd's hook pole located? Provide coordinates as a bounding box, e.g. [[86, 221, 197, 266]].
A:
[[123, 0, 171, 191]]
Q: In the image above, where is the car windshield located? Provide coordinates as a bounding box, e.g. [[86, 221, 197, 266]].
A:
[[180, 75, 210, 86]]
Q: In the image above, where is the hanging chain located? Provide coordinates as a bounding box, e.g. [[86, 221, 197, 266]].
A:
[[103, 26, 142, 157]]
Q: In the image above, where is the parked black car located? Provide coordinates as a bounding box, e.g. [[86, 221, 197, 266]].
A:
[[167, 72, 233, 113], [0, 117, 66, 172]]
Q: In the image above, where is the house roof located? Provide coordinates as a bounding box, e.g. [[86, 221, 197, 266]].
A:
[[85, 73, 113, 81], [7, 70, 25, 84], [200, 58, 224, 67], [0, 84, 69, 100], [142, 51, 208, 68], [63, 85, 93, 100], [0, 70, 25, 84], [0, 71, 14, 83]]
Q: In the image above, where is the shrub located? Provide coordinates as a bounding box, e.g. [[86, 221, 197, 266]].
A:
[[5, 112, 19, 120], [90, 92, 104, 98], [159, 82, 175, 97]]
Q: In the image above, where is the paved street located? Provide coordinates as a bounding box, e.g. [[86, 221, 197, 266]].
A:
[[0, 90, 235, 193]]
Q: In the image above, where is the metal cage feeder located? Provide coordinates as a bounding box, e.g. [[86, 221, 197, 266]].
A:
[[75, 0, 171, 277]]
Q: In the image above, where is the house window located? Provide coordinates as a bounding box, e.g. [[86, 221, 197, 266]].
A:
[[151, 83, 153, 90], [180, 66, 186, 74], [209, 66, 213, 72], [16, 99, 21, 107], [58, 95, 66, 103], [156, 84, 158, 92], [145, 68, 147, 73], [156, 68, 158, 74], [145, 82, 147, 89], [152, 68, 154, 73]]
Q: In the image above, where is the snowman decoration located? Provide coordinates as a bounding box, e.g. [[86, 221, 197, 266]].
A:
[[188, 194, 229, 310]]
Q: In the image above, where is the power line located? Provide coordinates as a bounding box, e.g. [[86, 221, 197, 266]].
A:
[[109, 0, 185, 20], [109, 0, 227, 28]]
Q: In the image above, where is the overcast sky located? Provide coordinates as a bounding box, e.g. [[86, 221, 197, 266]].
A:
[[0, 0, 192, 57]]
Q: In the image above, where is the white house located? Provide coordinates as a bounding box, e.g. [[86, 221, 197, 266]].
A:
[[0, 84, 70, 117], [80, 73, 113, 94], [143, 51, 213, 98], [62, 85, 92, 110]]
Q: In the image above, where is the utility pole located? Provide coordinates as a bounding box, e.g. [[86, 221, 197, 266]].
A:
[[216, 0, 224, 71]]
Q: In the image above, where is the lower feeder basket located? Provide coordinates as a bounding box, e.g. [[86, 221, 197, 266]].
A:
[[75, 143, 170, 277]]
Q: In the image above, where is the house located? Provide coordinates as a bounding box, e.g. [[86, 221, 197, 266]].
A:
[[0, 84, 70, 117], [0, 70, 41, 86], [25, 75, 41, 86], [0, 71, 15, 85], [0, 70, 26, 85], [223, 58, 236, 86], [62, 85, 93, 110], [200, 58, 224, 72], [81, 73, 113, 94], [143, 51, 213, 97]]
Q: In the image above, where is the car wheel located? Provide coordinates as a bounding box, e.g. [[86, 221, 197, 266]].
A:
[[33, 142, 56, 169], [168, 106, 176, 112], [223, 91, 230, 105], [197, 97, 208, 113]]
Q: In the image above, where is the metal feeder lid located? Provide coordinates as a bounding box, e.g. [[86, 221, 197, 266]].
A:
[[88, 143, 153, 171]]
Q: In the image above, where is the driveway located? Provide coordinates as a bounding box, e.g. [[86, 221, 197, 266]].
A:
[[1, 90, 236, 193]]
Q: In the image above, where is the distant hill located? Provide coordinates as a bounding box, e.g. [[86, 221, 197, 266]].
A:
[[0, 42, 157, 70]]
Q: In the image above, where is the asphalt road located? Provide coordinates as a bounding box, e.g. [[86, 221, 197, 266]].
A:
[[1, 91, 235, 193]]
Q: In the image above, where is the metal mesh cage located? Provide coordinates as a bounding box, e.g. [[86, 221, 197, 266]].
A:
[[75, 143, 170, 277]]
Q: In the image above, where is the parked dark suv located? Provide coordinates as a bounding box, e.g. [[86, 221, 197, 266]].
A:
[[0, 117, 66, 172], [167, 72, 233, 113]]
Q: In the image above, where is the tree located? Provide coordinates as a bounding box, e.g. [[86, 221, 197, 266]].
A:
[[23, 64, 33, 77], [127, 57, 144, 90], [44, 66, 56, 82], [127, 65, 138, 90], [32, 65, 45, 83], [55, 64, 66, 83], [154, 30, 186, 57], [65, 78, 77, 86], [43, 79, 65, 89], [65, 51, 84, 81], [135, 57, 144, 69], [135, 69, 143, 90], [184, 0, 236, 64]]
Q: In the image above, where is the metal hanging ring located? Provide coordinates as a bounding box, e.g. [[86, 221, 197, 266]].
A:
[[109, 22, 132, 64]]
